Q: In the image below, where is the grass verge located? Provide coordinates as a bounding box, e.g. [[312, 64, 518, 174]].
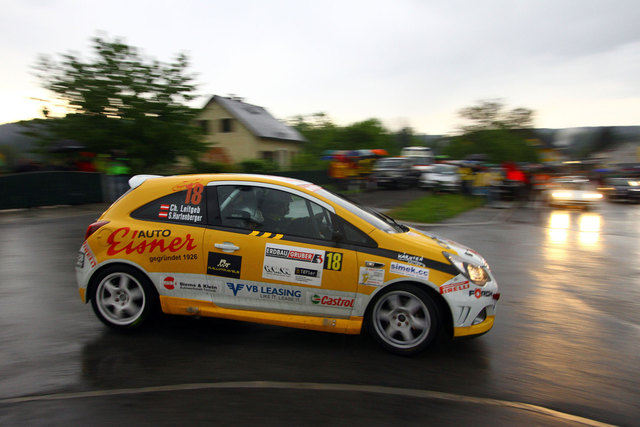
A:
[[388, 194, 486, 223]]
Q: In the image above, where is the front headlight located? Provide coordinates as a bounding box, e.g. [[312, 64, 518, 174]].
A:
[[552, 191, 572, 199], [582, 193, 602, 199], [443, 252, 489, 286]]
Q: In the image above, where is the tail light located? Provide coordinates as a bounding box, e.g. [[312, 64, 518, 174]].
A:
[[85, 220, 110, 240]]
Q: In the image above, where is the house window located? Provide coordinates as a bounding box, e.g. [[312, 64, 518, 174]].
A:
[[221, 118, 233, 133], [198, 120, 209, 134], [260, 151, 274, 161]]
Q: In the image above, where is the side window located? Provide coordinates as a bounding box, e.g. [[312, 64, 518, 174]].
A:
[[336, 216, 377, 247], [217, 185, 263, 229], [270, 191, 333, 240], [131, 184, 206, 225], [214, 185, 335, 240]]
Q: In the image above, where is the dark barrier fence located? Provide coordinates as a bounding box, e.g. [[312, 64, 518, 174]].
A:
[[0, 171, 104, 210], [272, 170, 331, 185], [0, 170, 331, 210]]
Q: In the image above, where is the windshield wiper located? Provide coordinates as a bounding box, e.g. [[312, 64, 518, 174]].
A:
[[373, 210, 409, 232]]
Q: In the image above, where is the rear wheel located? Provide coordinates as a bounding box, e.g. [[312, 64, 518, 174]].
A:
[[368, 284, 439, 355], [90, 265, 157, 330]]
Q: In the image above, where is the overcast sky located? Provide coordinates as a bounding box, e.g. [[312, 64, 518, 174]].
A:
[[2, 0, 639, 135]]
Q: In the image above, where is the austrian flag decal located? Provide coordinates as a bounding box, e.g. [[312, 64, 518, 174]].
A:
[[158, 204, 170, 218]]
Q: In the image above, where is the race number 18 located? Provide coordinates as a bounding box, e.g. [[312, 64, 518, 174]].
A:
[[324, 252, 343, 271], [185, 183, 203, 205]]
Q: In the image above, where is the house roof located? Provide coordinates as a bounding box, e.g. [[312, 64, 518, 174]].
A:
[[204, 95, 306, 143]]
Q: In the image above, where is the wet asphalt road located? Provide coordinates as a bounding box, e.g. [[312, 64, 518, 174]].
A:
[[0, 189, 639, 426]]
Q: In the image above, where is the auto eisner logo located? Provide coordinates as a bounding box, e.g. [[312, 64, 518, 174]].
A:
[[106, 227, 196, 256], [311, 294, 354, 308], [227, 283, 244, 296]]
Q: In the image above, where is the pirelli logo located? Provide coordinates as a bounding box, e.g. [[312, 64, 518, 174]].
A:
[[249, 231, 283, 239]]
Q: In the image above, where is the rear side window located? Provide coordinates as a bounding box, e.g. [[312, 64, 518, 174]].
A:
[[131, 185, 206, 225]]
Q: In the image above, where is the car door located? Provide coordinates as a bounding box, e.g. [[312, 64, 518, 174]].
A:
[[126, 180, 208, 300], [203, 181, 359, 318]]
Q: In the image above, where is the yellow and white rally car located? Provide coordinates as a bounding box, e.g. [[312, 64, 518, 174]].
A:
[[76, 174, 499, 355]]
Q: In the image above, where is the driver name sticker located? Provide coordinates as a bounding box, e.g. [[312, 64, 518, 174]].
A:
[[263, 243, 324, 286]]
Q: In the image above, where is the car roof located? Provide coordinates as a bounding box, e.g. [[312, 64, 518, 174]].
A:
[[129, 173, 319, 191], [552, 175, 589, 183]]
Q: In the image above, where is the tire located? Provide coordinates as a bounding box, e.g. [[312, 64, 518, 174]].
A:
[[90, 265, 157, 330], [367, 284, 440, 355]]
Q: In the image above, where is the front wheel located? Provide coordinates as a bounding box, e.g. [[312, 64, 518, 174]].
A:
[[90, 265, 157, 330], [368, 284, 439, 355]]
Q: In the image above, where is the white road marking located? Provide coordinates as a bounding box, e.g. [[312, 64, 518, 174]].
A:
[[0, 380, 614, 426]]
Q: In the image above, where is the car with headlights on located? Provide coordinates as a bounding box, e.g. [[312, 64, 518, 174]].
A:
[[599, 177, 640, 203], [76, 174, 499, 355], [545, 176, 603, 209]]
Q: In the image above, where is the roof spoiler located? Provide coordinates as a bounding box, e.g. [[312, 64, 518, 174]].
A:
[[128, 174, 162, 190]]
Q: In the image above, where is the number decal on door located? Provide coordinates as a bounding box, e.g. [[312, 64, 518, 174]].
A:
[[324, 252, 343, 271]]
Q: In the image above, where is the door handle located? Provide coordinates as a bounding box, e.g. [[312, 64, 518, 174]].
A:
[[214, 242, 240, 253]]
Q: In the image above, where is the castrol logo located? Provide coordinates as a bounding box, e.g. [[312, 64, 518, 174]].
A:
[[311, 294, 355, 308]]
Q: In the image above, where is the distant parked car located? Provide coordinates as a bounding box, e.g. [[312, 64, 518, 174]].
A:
[[372, 157, 420, 188], [419, 164, 461, 192], [599, 177, 640, 203]]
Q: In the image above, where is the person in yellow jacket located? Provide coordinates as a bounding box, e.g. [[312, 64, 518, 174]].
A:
[[459, 166, 474, 195]]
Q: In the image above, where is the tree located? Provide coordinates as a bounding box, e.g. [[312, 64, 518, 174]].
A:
[[445, 99, 539, 163], [31, 35, 207, 172], [290, 114, 395, 169], [458, 99, 534, 132]]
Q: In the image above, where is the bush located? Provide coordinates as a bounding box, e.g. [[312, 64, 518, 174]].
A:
[[188, 160, 235, 174], [237, 159, 278, 173]]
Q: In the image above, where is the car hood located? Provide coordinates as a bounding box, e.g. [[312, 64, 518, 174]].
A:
[[370, 226, 488, 274], [409, 228, 488, 266]]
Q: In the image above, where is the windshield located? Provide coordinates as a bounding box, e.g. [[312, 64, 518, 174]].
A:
[[553, 180, 590, 190], [608, 178, 636, 186], [315, 188, 407, 233], [434, 164, 456, 174], [376, 158, 403, 168]]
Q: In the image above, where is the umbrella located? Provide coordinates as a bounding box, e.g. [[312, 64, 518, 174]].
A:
[[355, 149, 374, 157], [371, 148, 388, 157]]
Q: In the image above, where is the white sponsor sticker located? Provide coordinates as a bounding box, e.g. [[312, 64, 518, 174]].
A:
[[390, 262, 430, 280], [358, 267, 385, 286], [263, 243, 324, 286], [225, 280, 304, 303]]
